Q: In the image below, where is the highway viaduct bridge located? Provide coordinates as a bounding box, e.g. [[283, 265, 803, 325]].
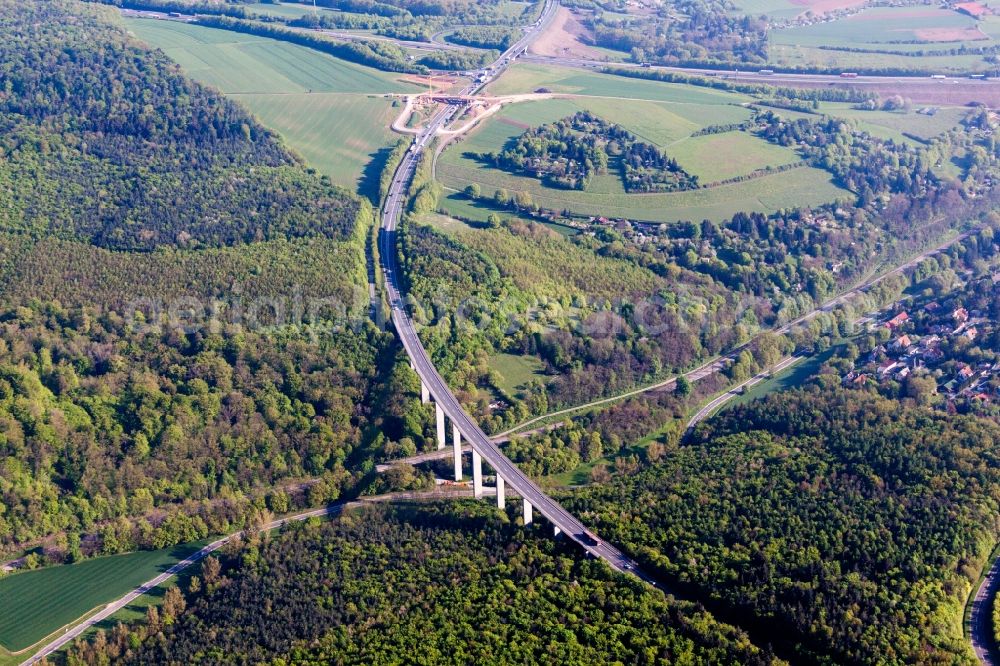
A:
[[378, 0, 658, 583]]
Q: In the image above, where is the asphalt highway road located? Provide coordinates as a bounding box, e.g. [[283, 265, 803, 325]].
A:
[[377, 0, 661, 585]]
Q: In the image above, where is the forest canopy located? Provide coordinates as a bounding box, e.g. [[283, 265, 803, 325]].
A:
[[0, 0, 360, 250], [568, 385, 1000, 664], [79, 502, 778, 666]]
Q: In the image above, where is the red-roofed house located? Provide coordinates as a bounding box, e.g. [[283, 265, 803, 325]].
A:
[[885, 312, 909, 330]]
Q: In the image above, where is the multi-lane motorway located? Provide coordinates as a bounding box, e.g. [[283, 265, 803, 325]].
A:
[[377, 0, 660, 585]]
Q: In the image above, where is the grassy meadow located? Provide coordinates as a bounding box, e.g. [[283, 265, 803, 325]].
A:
[[489, 352, 547, 396]]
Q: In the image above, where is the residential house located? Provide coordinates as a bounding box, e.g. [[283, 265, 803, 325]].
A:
[[885, 312, 909, 330]]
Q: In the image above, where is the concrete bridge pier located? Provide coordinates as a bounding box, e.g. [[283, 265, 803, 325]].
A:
[[553, 525, 561, 537], [452, 423, 462, 481], [523, 498, 533, 525], [496, 474, 505, 509], [420, 382, 430, 404], [472, 449, 483, 498], [435, 403, 446, 450]]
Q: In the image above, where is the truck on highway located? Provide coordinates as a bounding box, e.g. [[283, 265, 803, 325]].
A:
[[839, 72, 858, 78], [930, 74, 946, 79], [758, 69, 774, 75]]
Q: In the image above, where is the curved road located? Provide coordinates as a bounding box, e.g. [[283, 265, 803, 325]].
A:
[[971, 554, 1000, 664], [377, 0, 658, 585]]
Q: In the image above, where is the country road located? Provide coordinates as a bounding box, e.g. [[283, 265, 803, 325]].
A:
[[684, 353, 805, 432], [499, 227, 979, 437], [19, 504, 335, 665], [17, 489, 491, 666], [971, 554, 1000, 665]]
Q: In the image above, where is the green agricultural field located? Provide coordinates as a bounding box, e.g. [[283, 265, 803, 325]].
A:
[[730, 0, 805, 20], [768, 5, 1000, 73], [768, 45, 992, 74], [0, 541, 208, 655], [444, 97, 752, 172], [439, 159, 848, 223], [125, 18, 421, 195], [438, 96, 851, 223], [124, 19, 412, 94], [565, 96, 752, 144], [668, 130, 802, 183], [815, 104, 968, 142], [230, 92, 403, 196], [451, 73, 856, 221], [247, 1, 326, 18], [772, 6, 982, 47], [489, 352, 547, 396]]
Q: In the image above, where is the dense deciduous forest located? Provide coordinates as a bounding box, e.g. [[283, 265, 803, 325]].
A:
[[68, 502, 778, 665], [587, 0, 767, 66], [0, 0, 412, 560], [445, 25, 517, 50], [398, 215, 761, 430], [0, 300, 385, 555], [470, 111, 698, 192], [567, 385, 1000, 664]]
